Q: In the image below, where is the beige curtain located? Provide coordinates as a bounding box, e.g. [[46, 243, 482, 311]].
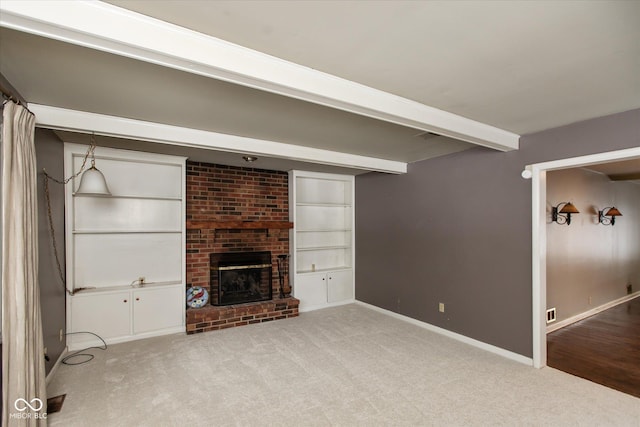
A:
[[2, 101, 47, 426]]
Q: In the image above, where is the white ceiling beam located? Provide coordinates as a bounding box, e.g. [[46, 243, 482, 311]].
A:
[[0, 0, 519, 152], [31, 104, 408, 174]]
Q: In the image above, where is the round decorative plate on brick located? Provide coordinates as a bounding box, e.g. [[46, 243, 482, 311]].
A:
[[186, 286, 208, 308]]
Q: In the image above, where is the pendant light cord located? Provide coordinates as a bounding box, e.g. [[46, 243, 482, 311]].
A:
[[42, 139, 98, 295], [43, 141, 95, 185], [43, 175, 69, 293]]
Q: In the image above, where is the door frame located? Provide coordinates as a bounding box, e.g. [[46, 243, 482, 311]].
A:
[[526, 146, 640, 368]]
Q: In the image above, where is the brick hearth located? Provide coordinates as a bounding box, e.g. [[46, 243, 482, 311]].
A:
[[186, 297, 299, 334], [185, 161, 298, 333]]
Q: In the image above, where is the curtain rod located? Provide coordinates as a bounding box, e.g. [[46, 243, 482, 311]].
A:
[[1, 87, 25, 105], [0, 73, 33, 114], [1, 86, 34, 115]]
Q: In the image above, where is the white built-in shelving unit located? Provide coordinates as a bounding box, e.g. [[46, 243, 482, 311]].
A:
[[289, 171, 355, 311], [65, 143, 186, 350]]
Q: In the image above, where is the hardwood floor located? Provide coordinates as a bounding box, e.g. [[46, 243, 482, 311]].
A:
[[547, 296, 640, 398]]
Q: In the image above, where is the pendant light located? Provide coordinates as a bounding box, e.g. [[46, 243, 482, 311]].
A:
[[75, 134, 111, 196]]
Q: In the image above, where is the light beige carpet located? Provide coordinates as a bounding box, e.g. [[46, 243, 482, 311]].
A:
[[47, 304, 640, 426]]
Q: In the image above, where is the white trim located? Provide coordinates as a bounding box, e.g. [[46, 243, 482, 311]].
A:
[[527, 147, 640, 173], [527, 146, 640, 369], [66, 141, 189, 165], [546, 292, 640, 334], [0, 0, 519, 151], [531, 167, 547, 368], [355, 301, 533, 366], [299, 299, 355, 313], [32, 104, 408, 174], [67, 327, 185, 352], [45, 346, 67, 385]]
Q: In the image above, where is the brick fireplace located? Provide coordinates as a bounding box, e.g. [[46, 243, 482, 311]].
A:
[[185, 161, 298, 334]]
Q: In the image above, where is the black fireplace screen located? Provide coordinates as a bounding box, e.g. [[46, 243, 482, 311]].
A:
[[210, 251, 272, 306]]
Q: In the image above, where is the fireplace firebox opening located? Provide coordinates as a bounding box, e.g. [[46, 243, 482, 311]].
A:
[[210, 251, 272, 306]]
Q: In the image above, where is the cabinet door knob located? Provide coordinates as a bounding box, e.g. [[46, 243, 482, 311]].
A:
[[322, 277, 325, 281], [136, 297, 140, 301], [123, 299, 127, 303]]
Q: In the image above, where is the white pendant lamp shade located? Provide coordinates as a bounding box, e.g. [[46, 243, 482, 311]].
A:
[[76, 165, 111, 196]]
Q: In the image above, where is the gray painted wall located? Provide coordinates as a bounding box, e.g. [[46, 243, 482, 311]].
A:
[[35, 128, 66, 373], [355, 109, 640, 357], [547, 167, 640, 322]]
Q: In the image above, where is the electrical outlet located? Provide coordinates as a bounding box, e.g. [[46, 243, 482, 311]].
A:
[[44, 347, 48, 356], [59, 329, 63, 342], [439, 302, 445, 313], [588, 296, 592, 305], [546, 308, 557, 323]]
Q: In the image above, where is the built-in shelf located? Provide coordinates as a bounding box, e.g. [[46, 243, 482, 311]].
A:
[[74, 194, 181, 201], [73, 230, 181, 234], [72, 280, 182, 294], [297, 229, 351, 233], [296, 202, 350, 207], [297, 266, 351, 275], [297, 245, 350, 251], [290, 170, 355, 311], [65, 144, 186, 350], [186, 220, 293, 230]]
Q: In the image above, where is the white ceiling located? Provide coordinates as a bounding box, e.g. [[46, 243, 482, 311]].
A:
[[104, 0, 640, 134], [583, 159, 640, 185], [0, 27, 472, 163], [1, 1, 639, 174]]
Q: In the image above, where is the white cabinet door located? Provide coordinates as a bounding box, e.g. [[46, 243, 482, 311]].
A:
[[294, 273, 328, 311], [70, 291, 131, 347], [327, 270, 354, 303], [133, 286, 183, 335]]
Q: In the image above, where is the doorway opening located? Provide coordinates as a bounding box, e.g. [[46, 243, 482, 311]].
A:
[[525, 146, 640, 368]]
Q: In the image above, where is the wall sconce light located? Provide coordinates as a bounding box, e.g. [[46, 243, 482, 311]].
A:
[[598, 206, 622, 226], [552, 202, 579, 225]]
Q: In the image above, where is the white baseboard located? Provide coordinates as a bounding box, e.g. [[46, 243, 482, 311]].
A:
[[67, 326, 186, 351], [355, 300, 533, 366], [546, 291, 640, 334], [298, 299, 355, 313], [46, 346, 67, 385]]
